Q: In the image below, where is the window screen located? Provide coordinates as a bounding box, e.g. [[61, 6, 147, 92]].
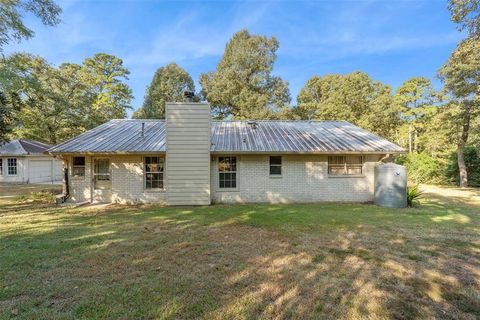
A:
[[218, 156, 237, 188], [269, 156, 282, 175], [7, 158, 17, 175], [93, 159, 111, 189], [328, 155, 363, 175], [145, 156, 164, 190], [72, 156, 85, 177]]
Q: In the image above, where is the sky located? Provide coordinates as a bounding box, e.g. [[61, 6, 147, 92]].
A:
[[5, 0, 464, 117]]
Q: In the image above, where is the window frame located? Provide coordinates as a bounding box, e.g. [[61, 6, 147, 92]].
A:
[[269, 156, 282, 176], [93, 158, 111, 190], [72, 156, 86, 179], [144, 156, 165, 191], [217, 156, 238, 190], [7, 158, 17, 176], [328, 155, 364, 176]]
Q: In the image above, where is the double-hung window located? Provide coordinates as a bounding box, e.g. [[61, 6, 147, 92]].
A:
[[145, 156, 164, 190], [269, 156, 282, 175], [218, 156, 237, 189], [72, 156, 85, 178], [7, 158, 17, 175], [328, 155, 363, 175], [93, 159, 111, 190]]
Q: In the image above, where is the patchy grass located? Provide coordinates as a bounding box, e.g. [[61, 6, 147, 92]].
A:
[[0, 185, 479, 319]]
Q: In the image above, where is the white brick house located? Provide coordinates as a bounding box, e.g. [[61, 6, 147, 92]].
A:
[[48, 102, 404, 205]]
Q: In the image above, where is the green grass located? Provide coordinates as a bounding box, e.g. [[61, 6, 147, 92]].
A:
[[0, 185, 479, 319]]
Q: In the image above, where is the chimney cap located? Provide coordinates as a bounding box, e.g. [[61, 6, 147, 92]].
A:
[[183, 91, 194, 102]]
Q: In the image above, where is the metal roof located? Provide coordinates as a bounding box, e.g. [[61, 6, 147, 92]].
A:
[[48, 119, 404, 154], [0, 139, 52, 156]]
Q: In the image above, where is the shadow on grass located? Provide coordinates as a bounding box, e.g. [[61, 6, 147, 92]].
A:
[[0, 196, 479, 319]]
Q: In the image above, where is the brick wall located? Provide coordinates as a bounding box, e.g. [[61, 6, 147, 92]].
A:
[[211, 154, 380, 204], [67, 155, 166, 204], [67, 153, 380, 204]]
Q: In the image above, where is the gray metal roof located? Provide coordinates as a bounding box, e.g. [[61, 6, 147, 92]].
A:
[[48, 119, 404, 154], [0, 139, 52, 156]]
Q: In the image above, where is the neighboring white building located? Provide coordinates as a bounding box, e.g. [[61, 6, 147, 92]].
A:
[[48, 102, 405, 205], [0, 139, 63, 184]]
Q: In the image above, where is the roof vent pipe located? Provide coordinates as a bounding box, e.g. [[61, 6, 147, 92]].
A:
[[184, 91, 194, 102], [141, 122, 145, 137]]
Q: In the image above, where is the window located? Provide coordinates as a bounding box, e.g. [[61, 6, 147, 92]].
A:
[[72, 157, 85, 178], [145, 157, 164, 190], [269, 156, 282, 175], [218, 156, 237, 188], [93, 159, 111, 190], [0, 158, 2, 175], [7, 158, 17, 175], [328, 155, 363, 175]]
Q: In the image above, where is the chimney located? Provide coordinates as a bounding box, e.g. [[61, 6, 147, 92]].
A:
[[165, 101, 211, 206], [183, 91, 194, 102]]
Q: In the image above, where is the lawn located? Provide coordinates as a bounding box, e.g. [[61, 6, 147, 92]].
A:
[[0, 185, 479, 319]]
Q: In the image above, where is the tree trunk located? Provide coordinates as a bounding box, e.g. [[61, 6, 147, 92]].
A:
[[457, 111, 471, 188], [408, 125, 412, 153]]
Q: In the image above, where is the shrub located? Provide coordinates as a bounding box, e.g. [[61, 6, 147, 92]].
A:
[[446, 147, 480, 187], [407, 185, 422, 207], [396, 152, 444, 184]]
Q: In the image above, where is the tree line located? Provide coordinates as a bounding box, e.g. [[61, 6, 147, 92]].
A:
[[0, 0, 479, 187]]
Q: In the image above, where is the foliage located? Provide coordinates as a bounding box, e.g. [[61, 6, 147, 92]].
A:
[[17, 191, 57, 204], [394, 77, 440, 152], [200, 29, 290, 119], [0, 0, 62, 50], [448, 0, 480, 38], [0, 53, 132, 144], [446, 146, 480, 186], [133, 63, 195, 119], [438, 37, 480, 187], [0, 91, 16, 142], [295, 72, 401, 140], [396, 152, 446, 184], [406, 185, 422, 207]]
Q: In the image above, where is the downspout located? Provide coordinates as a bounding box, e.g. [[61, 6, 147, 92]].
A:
[[377, 153, 391, 164]]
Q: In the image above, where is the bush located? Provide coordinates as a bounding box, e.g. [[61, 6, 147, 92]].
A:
[[407, 185, 422, 207], [446, 147, 480, 187], [396, 152, 445, 184]]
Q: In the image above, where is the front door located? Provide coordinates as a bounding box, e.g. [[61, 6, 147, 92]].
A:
[[92, 158, 111, 202]]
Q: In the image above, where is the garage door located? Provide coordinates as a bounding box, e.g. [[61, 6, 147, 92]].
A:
[[29, 160, 53, 183]]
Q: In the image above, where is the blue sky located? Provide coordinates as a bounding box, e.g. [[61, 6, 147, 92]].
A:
[[5, 0, 463, 117]]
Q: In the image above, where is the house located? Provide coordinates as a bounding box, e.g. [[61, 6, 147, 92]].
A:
[[48, 102, 405, 205], [0, 139, 63, 184]]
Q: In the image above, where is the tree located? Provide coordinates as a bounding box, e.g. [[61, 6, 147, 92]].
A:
[[394, 77, 440, 153], [438, 38, 480, 187], [133, 63, 195, 119], [0, 0, 62, 50], [0, 53, 132, 144], [448, 0, 480, 38], [295, 72, 401, 140], [81, 53, 133, 125], [200, 29, 290, 119]]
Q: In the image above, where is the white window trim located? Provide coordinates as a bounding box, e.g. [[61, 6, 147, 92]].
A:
[[7, 158, 17, 176], [269, 156, 283, 177], [143, 156, 165, 192], [216, 155, 239, 192]]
